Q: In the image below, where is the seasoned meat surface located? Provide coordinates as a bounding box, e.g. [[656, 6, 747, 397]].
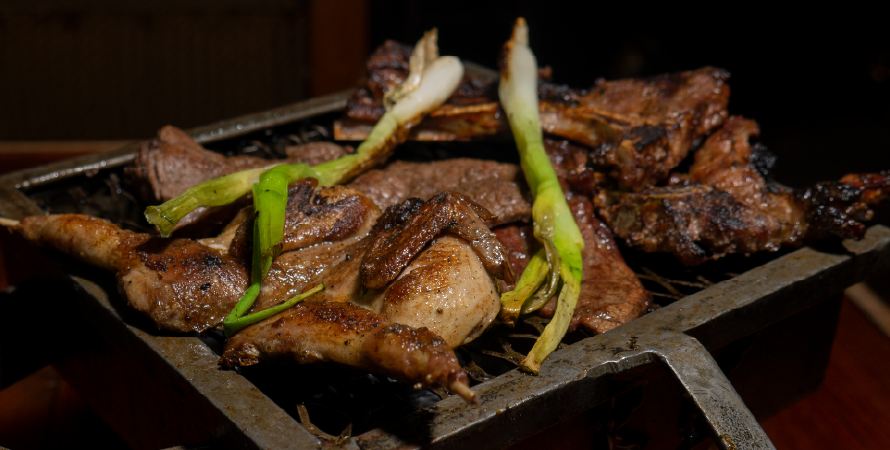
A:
[[126, 125, 349, 202], [361, 192, 514, 288], [348, 158, 532, 225], [342, 41, 730, 189], [19, 214, 249, 332], [229, 181, 381, 262], [505, 195, 652, 334], [600, 117, 890, 264], [541, 67, 730, 190], [378, 235, 501, 348], [221, 300, 472, 400]]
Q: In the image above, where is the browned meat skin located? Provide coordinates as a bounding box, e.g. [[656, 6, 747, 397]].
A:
[[18, 214, 249, 332], [229, 181, 381, 262], [361, 192, 514, 289], [343, 41, 729, 189], [253, 235, 369, 311], [220, 300, 472, 401], [348, 158, 532, 225], [125, 125, 350, 202], [12, 209, 478, 398], [538, 195, 652, 334], [540, 67, 730, 190], [600, 117, 890, 264], [838, 171, 890, 205], [378, 234, 501, 347]]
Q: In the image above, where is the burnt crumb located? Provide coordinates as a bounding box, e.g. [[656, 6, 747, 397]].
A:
[[750, 143, 777, 179], [625, 126, 667, 153], [204, 254, 224, 268]]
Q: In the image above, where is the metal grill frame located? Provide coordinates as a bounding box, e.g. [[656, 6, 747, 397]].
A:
[[2, 90, 888, 450]]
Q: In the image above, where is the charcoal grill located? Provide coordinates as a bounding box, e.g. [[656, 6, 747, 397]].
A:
[[1, 84, 888, 450]]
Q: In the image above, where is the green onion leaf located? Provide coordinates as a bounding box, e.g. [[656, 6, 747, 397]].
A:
[[224, 283, 324, 337], [498, 17, 585, 374]]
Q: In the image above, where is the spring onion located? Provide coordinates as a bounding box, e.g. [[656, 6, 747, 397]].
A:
[[498, 18, 584, 374], [147, 29, 464, 334], [224, 283, 325, 337]]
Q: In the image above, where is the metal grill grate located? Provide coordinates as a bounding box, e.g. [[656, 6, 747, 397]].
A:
[[6, 93, 887, 449], [22, 116, 792, 442]]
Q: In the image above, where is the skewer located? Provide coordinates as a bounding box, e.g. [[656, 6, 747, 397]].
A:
[[449, 380, 478, 405]]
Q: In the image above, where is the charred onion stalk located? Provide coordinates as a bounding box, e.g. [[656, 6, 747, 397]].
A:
[[145, 29, 464, 333], [498, 18, 584, 374]]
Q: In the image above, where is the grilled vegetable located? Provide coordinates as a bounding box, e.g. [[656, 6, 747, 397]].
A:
[[224, 282, 324, 337], [147, 29, 464, 329], [498, 18, 585, 374]]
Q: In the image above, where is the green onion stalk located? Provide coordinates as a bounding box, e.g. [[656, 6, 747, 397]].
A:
[[144, 29, 465, 336], [498, 18, 584, 374]]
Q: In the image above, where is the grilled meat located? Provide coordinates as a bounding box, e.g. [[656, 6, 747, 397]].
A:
[[340, 41, 730, 189], [537, 195, 652, 334], [221, 191, 514, 402], [126, 125, 349, 203], [348, 158, 532, 225], [600, 117, 890, 264], [228, 179, 380, 262], [221, 300, 473, 400], [7, 183, 518, 400], [16, 214, 249, 332], [111, 118, 653, 337], [361, 191, 514, 288], [540, 67, 729, 190]]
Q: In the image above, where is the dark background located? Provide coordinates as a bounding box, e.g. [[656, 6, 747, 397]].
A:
[[1, 1, 887, 188]]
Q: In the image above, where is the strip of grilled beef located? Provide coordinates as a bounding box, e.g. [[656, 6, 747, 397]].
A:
[[599, 117, 890, 264], [347, 158, 532, 225], [341, 41, 729, 189], [125, 125, 350, 203], [486, 140, 651, 334], [536, 194, 652, 334], [540, 67, 729, 190]]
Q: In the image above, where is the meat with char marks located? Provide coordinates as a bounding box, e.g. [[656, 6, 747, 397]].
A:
[[598, 117, 890, 264], [125, 125, 350, 203], [340, 40, 730, 190], [9, 184, 515, 401]]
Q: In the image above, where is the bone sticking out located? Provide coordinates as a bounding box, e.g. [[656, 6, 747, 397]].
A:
[[0, 217, 21, 228]]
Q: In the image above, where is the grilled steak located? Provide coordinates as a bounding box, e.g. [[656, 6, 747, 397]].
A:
[[540, 67, 730, 190], [348, 158, 532, 225], [126, 125, 350, 202], [340, 41, 730, 189], [537, 194, 652, 334], [599, 117, 890, 264]]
